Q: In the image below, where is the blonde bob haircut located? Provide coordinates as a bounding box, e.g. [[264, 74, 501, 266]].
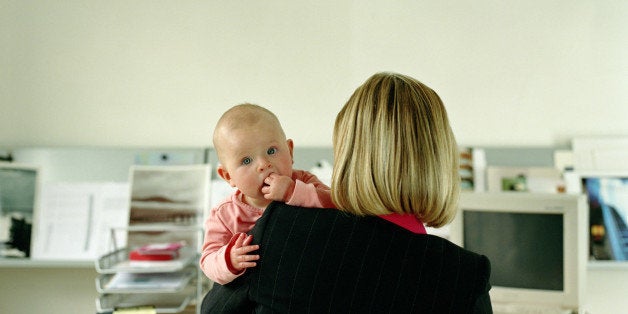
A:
[[331, 72, 460, 228]]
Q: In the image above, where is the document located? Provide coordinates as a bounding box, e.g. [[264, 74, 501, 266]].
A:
[[105, 271, 191, 290], [31, 182, 130, 260]]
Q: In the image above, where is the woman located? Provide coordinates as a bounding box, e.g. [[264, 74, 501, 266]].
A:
[[201, 72, 492, 313]]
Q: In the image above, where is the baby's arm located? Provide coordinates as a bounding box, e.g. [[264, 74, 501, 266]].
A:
[[262, 170, 335, 208], [200, 208, 259, 285]]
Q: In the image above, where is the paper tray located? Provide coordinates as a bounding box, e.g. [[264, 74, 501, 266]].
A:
[[95, 247, 197, 274], [96, 269, 196, 293], [96, 289, 193, 313]]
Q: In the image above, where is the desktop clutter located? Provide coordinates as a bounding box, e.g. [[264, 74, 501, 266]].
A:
[[457, 137, 628, 314], [1, 214, 32, 258], [0, 150, 212, 313], [128, 241, 185, 262], [93, 164, 211, 314], [0, 162, 36, 259], [2, 136, 628, 314]]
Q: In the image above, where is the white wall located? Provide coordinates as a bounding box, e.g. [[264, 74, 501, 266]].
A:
[[1, 1, 626, 148], [1, 1, 627, 313]]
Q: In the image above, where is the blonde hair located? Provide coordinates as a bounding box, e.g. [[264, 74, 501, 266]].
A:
[[331, 72, 460, 227]]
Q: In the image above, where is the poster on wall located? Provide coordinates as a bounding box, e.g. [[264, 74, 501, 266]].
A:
[[31, 182, 130, 260], [583, 176, 628, 261], [126, 165, 211, 251]]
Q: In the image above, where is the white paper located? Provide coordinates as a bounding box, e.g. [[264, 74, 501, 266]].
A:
[[105, 271, 190, 290], [31, 182, 130, 260], [572, 137, 628, 171]]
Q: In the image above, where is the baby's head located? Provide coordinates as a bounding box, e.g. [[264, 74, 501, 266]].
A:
[[213, 103, 294, 208]]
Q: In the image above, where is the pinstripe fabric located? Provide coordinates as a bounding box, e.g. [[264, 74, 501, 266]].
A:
[[202, 202, 492, 314]]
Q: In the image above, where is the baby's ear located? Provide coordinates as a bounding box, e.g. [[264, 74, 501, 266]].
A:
[[217, 165, 235, 186], [286, 139, 294, 159]]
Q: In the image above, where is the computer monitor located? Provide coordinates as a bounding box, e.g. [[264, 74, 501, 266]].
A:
[[0, 163, 40, 258], [449, 192, 588, 311]]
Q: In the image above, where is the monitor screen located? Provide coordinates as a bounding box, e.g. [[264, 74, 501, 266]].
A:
[[0, 163, 40, 258], [450, 192, 587, 310], [464, 211, 563, 291]]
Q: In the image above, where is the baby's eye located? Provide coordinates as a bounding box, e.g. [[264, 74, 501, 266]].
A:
[[241, 157, 252, 165], [267, 147, 277, 155]]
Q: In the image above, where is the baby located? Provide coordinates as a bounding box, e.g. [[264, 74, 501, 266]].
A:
[[200, 103, 334, 284]]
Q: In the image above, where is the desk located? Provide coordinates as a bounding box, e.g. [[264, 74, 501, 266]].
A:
[[0, 267, 99, 314], [1, 265, 627, 314]]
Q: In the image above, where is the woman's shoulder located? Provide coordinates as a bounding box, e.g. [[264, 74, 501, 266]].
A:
[[424, 234, 489, 262]]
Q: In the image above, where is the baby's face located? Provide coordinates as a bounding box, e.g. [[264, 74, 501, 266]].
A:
[[217, 122, 293, 208]]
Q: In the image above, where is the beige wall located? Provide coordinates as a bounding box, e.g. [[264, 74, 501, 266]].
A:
[[0, 267, 98, 313], [1, 1, 627, 149]]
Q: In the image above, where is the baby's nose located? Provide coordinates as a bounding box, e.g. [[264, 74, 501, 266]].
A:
[[257, 159, 271, 172]]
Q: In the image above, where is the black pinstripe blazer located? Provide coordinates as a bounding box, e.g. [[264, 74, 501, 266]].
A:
[[201, 202, 492, 313]]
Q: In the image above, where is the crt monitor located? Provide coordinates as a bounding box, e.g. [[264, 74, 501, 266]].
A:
[[449, 192, 588, 311], [0, 163, 40, 258]]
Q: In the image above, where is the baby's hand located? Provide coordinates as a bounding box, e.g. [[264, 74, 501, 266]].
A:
[[229, 233, 259, 272], [262, 173, 295, 201]]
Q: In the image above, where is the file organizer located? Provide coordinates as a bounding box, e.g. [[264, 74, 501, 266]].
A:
[[95, 164, 212, 314], [95, 225, 206, 314]]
